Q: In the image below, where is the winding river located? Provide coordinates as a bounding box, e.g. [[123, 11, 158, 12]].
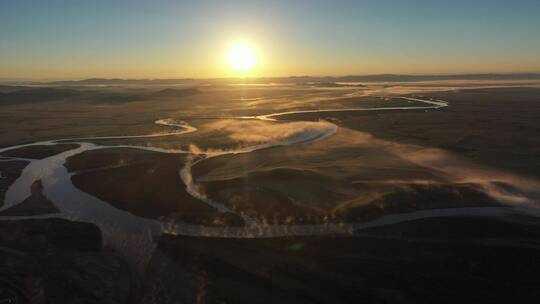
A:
[[0, 95, 537, 248]]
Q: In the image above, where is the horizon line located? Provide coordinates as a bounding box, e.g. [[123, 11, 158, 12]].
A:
[[3, 72, 540, 84]]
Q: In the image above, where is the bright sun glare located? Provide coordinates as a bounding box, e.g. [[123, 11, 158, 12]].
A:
[[228, 43, 256, 73]]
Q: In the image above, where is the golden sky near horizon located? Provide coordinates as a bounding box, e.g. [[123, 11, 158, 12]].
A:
[[1, 1, 540, 80], [3, 44, 539, 80]]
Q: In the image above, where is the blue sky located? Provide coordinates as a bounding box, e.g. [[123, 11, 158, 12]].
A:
[[1, 0, 539, 79]]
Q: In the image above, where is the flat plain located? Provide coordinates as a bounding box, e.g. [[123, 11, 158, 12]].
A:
[[1, 80, 540, 302]]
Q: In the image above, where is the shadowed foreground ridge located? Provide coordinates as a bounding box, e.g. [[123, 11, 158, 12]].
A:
[[2, 217, 539, 303], [0, 219, 131, 304], [142, 216, 540, 304]]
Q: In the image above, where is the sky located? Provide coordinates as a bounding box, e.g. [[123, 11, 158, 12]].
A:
[[1, 0, 540, 80]]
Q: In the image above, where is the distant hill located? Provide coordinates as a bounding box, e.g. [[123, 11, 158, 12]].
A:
[[0, 85, 26, 93], [0, 87, 75, 104], [296, 82, 366, 87], [0, 87, 201, 105], [247, 73, 540, 84], [151, 88, 201, 98], [32, 78, 198, 86], [6, 73, 540, 87]]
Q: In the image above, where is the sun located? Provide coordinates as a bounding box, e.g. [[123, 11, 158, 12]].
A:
[[228, 43, 257, 73]]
